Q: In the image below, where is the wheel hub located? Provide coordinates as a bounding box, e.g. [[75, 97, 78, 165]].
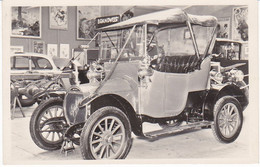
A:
[[102, 132, 113, 145]]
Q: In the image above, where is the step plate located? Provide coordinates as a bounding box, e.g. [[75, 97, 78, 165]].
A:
[[143, 121, 212, 140]]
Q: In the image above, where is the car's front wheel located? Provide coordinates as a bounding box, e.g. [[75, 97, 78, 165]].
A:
[[80, 106, 132, 159], [212, 96, 243, 143]]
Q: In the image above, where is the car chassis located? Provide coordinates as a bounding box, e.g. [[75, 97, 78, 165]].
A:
[[29, 8, 249, 160]]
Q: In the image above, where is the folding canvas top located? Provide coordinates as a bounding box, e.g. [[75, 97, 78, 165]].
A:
[[99, 8, 217, 31]]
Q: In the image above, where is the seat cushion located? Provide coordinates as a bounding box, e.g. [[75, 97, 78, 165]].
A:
[[154, 55, 199, 73]]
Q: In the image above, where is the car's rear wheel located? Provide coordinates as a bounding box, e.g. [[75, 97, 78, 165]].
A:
[[80, 106, 132, 159], [212, 96, 243, 143], [30, 98, 67, 150]]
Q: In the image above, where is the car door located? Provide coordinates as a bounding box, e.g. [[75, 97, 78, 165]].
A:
[[31, 56, 60, 78], [10, 56, 34, 80]]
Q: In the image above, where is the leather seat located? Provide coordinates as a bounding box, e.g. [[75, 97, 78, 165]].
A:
[[153, 55, 199, 73]]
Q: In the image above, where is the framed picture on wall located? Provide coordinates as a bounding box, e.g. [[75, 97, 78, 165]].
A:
[[232, 6, 248, 41], [217, 17, 230, 39], [77, 6, 100, 40], [10, 46, 24, 54], [11, 6, 41, 38], [33, 40, 45, 54], [47, 44, 58, 57], [49, 6, 68, 30], [60, 44, 70, 58]]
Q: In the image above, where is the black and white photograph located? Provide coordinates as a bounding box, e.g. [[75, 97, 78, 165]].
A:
[[2, 0, 259, 166]]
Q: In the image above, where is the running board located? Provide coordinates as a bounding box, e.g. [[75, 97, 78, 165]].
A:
[[143, 121, 212, 140]]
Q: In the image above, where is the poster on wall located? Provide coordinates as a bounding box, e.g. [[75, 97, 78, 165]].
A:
[[10, 46, 24, 54], [77, 6, 100, 40], [11, 6, 41, 38], [47, 44, 57, 57], [60, 44, 70, 58], [232, 6, 248, 41], [49, 6, 68, 30], [33, 40, 45, 54], [217, 17, 230, 39]]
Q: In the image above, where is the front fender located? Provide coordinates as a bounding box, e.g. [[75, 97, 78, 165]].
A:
[[204, 82, 248, 120], [79, 77, 138, 108]]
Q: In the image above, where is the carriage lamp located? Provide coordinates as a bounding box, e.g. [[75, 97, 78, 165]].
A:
[[229, 69, 244, 82], [86, 62, 105, 83]]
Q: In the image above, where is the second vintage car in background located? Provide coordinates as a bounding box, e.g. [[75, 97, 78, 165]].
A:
[[10, 52, 88, 106], [212, 38, 249, 84]]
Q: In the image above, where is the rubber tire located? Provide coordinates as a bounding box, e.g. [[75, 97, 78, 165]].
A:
[[211, 96, 243, 143], [19, 94, 36, 107], [29, 98, 65, 150], [80, 106, 132, 160]]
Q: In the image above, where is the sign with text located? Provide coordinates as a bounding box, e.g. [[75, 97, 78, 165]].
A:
[[96, 15, 120, 28]]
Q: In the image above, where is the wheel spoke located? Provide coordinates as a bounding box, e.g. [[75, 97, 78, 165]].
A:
[[58, 110, 63, 117], [225, 125, 229, 136], [218, 120, 225, 127], [98, 145, 106, 159], [91, 138, 102, 145], [105, 119, 108, 131], [42, 115, 49, 121], [93, 132, 102, 138], [57, 132, 61, 139], [227, 105, 230, 115], [40, 129, 63, 133], [113, 139, 122, 145], [227, 124, 232, 134], [49, 109, 53, 118], [94, 143, 104, 153], [52, 132, 55, 141], [109, 144, 116, 154], [112, 124, 121, 134], [113, 133, 123, 138], [54, 108, 58, 117], [98, 124, 104, 133], [41, 125, 50, 132], [219, 112, 225, 119], [109, 119, 115, 131], [231, 113, 238, 120], [106, 146, 109, 158], [45, 131, 51, 139], [230, 122, 236, 129]]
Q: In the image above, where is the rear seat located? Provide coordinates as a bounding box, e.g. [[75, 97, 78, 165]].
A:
[[154, 55, 200, 73]]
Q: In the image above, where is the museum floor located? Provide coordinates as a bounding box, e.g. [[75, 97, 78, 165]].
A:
[[6, 104, 253, 164]]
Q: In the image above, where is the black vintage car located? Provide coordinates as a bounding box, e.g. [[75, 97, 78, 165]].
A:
[[212, 38, 249, 85]]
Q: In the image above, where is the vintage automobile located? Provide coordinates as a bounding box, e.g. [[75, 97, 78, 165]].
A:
[[29, 8, 249, 159], [10, 53, 83, 106], [212, 38, 249, 84]]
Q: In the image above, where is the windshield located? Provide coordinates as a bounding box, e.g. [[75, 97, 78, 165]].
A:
[[154, 25, 214, 57], [99, 25, 145, 60]]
